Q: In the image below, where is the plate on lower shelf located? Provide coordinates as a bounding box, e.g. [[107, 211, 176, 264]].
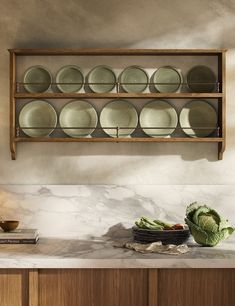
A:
[[56, 65, 84, 93], [140, 100, 178, 137], [19, 100, 57, 137], [120, 66, 149, 93], [87, 65, 116, 93], [179, 100, 217, 137], [152, 66, 182, 93], [187, 65, 217, 93], [23, 65, 52, 93], [100, 99, 138, 137], [59, 100, 98, 138]]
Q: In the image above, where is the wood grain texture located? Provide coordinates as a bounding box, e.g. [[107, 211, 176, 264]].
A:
[[8, 48, 227, 55], [29, 270, 38, 306], [14, 92, 223, 99], [154, 269, 235, 306], [0, 269, 28, 306], [9, 52, 16, 160], [38, 269, 148, 306]]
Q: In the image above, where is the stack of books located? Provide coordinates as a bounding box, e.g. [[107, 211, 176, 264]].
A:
[[0, 229, 39, 244]]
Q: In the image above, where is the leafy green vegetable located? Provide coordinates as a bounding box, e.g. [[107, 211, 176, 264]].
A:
[[135, 217, 164, 230], [185, 202, 234, 247], [154, 219, 173, 230]]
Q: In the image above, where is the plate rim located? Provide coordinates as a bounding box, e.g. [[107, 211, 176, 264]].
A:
[[120, 65, 149, 93], [19, 99, 57, 137], [55, 65, 84, 93], [100, 99, 138, 137], [59, 99, 98, 138], [87, 65, 117, 93], [139, 99, 178, 138], [179, 99, 218, 138], [23, 65, 52, 93]]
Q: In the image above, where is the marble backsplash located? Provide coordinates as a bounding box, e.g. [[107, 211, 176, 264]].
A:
[[0, 185, 234, 239]]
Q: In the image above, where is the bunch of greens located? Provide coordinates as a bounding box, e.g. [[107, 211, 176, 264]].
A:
[[185, 202, 234, 247], [135, 217, 173, 230]]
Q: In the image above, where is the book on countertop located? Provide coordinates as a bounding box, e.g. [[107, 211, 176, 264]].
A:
[[0, 229, 39, 244]]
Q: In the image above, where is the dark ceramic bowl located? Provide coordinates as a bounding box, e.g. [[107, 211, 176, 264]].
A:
[[132, 226, 190, 245], [0, 220, 19, 232]]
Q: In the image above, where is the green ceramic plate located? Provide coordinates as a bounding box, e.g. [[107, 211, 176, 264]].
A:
[[187, 65, 216, 93], [88, 65, 116, 93], [59, 100, 98, 138], [56, 65, 84, 93], [19, 100, 57, 137], [120, 66, 149, 93], [23, 66, 52, 93], [153, 66, 182, 93], [140, 100, 178, 137], [100, 100, 138, 137], [180, 100, 217, 137]]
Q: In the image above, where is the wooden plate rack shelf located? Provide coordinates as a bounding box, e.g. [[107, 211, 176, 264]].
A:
[[9, 48, 226, 160]]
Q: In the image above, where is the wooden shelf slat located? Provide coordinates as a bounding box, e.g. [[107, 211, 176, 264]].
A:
[[14, 137, 224, 143], [14, 92, 223, 99]]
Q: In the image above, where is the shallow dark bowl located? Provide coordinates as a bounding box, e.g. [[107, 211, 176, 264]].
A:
[[132, 226, 190, 245], [0, 221, 19, 232]]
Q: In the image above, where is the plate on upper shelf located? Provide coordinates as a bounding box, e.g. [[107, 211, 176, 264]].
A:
[[23, 65, 52, 93], [87, 65, 116, 93], [56, 65, 84, 93], [152, 66, 182, 93], [100, 100, 138, 137], [179, 100, 217, 137], [140, 100, 178, 137], [120, 66, 149, 93], [19, 100, 57, 137], [187, 65, 217, 93], [59, 100, 98, 138]]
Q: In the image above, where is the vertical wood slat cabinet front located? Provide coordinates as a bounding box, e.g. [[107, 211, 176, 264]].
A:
[[0, 269, 28, 306], [149, 268, 235, 306], [38, 269, 148, 306]]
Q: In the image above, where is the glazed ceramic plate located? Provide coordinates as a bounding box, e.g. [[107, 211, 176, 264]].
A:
[[180, 100, 217, 137], [23, 66, 52, 93], [59, 100, 98, 138], [153, 66, 182, 93], [100, 100, 138, 137], [56, 65, 84, 93], [88, 65, 116, 93], [140, 100, 178, 137], [19, 100, 57, 137], [120, 66, 149, 93], [187, 65, 216, 93]]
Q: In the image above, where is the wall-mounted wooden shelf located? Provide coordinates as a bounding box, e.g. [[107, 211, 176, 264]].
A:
[[9, 48, 226, 160]]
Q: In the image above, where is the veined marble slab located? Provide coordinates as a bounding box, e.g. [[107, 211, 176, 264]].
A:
[[0, 185, 234, 239], [0, 237, 234, 268]]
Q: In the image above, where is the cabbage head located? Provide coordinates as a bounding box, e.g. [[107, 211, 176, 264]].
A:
[[185, 202, 234, 247]]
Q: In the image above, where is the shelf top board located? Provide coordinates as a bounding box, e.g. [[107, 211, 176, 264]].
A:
[[8, 48, 228, 56]]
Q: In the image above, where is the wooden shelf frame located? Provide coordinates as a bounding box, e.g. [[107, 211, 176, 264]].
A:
[[9, 48, 227, 160]]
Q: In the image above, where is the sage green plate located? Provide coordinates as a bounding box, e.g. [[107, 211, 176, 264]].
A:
[[153, 66, 182, 93], [120, 66, 149, 93], [19, 100, 57, 137], [56, 65, 84, 93], [23, 66, 52, 93], [59, 100, 98, 138], [180, 100, 217, 137], [140, 100, 178, 137], [88, 65, 116, 93], [100, 100, 138, 137], [187, 65, 216, 93]]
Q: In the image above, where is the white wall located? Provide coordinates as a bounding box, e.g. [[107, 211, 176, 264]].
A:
[[0, 0, 235, 184]]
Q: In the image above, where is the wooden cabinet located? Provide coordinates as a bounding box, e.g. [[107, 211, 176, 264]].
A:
[[38, 269, 148, 306], [9, 48, 226, 160], [0, 268, 234, 306], [149, 269, 235, 306], [0, 269, 28, 306]]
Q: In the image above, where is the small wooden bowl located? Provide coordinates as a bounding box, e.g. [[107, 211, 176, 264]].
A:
[[0, 221, 19, 232]]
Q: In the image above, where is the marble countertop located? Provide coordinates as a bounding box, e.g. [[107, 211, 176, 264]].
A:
[[0, 236, 234, 268]]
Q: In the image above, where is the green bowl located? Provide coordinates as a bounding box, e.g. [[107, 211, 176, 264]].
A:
[[56, 65, 84, 93], [187, 65, 216, 93], [23, 65, 52, 93], [88, 65, 116, 93], [152, 66, 182, 93], [120, 66, 149, 93]]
